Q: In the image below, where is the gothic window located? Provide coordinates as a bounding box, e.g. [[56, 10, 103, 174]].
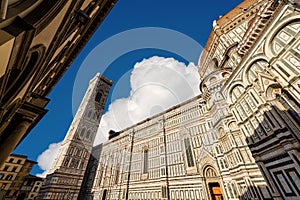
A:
[[228, 121, 237, 131], [63, 158, 70, 167], [87, 110, 92, 118], [204, 167, 217, 177], [70, 159, 78, 168], [77, 149, 82, 157], [79, 161, 84, 169], [246, 60, 268, 83], [233, 85, 245, 99], [86, 130, 91, 139], [143, 149, 148, 174], [80, 127, 86, 138], [93, 112, 98, 120], [218, 127, 225, 138], [69, 147, 74, 155], [95, 92, 102, 103], [184, 138, 195, 167]]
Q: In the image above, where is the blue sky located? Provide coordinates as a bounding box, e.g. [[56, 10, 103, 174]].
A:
[[14, 0, 242, 176]]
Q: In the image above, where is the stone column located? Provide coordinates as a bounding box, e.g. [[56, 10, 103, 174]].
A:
[[0, 119, 31, 167]]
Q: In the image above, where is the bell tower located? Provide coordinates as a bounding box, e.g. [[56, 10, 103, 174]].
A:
[[38, 73, 112, 200]]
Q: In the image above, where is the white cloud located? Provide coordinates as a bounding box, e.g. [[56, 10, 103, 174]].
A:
[[36, 56, 201, 174], [36, 142, 61, 178], [94, 56, 201, 145]]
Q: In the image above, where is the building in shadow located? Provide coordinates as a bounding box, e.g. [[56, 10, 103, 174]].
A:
[[17, 174, 44, 200], [78, 144, 103, 200], [0, 153, 41, 200], [0, 0, 117, 168]]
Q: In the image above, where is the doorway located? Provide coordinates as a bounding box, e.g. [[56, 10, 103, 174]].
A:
[[102, 189, 107, 200], [209, 182, 223, 200]]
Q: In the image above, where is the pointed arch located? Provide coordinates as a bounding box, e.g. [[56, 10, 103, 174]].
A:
[[80, 127, 86, 138], [265, 16, 300, 58], [242, 57, 269, 86], [86, 129, 91, 139], [204, 165, 218, 177]]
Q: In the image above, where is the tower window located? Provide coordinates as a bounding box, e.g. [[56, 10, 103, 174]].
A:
[[80, 128, 86, 137], [184, 138, 195, 167], [87, 110, 92, 118], [95, 92, 102, 103], [86, 130, 91, 139]]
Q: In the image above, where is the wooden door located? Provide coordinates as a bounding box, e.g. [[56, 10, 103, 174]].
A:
[[209, 182, 223, 200]]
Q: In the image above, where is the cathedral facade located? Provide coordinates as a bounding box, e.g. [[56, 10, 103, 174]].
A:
[[90, 0, 300, 200]]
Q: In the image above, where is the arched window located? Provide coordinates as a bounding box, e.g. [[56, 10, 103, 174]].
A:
[[229, 84, 246, 104], [95, 92, 102, 103], [218, 128, 225, 138], [228, 122, 237, 131], [184, 138, 195, 167], [143, 149, 148, 173], [79, 161, 84, 169], [86, 130, 91, 139], [77, 149, 82, 157], [93, 112, 98, 120], [246, 60, 269, 83], [69, 147, 74, 155], [80, 127, 86, 138], [63, 158, 70, 167], [70, 159, 78, 168], [87, 110, 92, 118], [204, 166, 217, 177]]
